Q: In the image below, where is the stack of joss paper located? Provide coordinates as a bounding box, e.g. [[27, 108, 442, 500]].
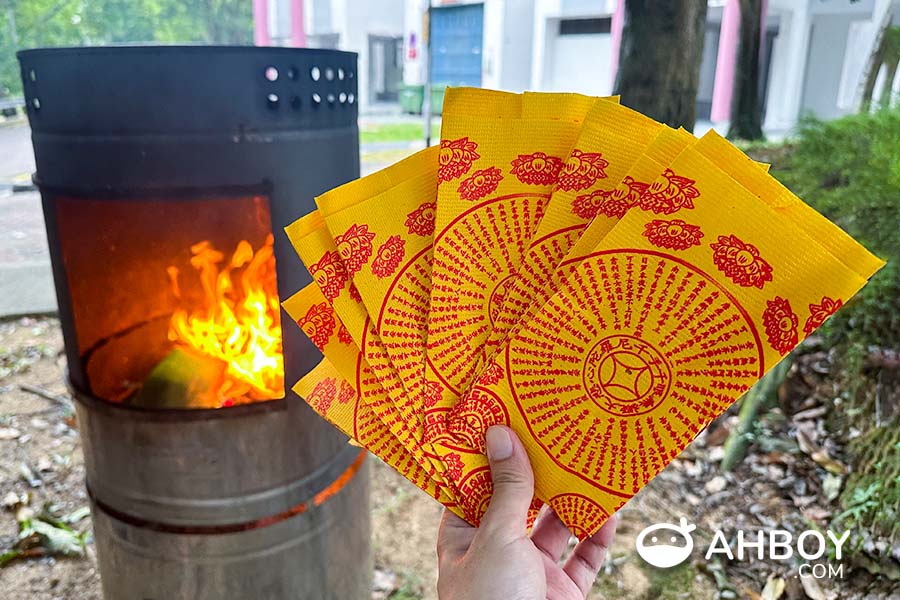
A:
[[282, 88, 884, 539]]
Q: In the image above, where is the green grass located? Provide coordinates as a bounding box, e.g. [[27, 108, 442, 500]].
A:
[[774, 108, 900, 348], [640, 560, 703, 599], [359, 120, 441, 144]]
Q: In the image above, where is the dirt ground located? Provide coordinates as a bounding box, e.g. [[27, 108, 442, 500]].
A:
[[1, 317, 898, 599]]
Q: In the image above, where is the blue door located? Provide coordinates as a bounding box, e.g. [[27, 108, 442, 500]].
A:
[[430, 3, 484, 87]]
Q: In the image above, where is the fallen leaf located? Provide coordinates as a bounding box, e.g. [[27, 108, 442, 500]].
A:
[[761, 576, 785, 600], [0, 427, 21, 440], [2, 491, 23, 509], [63, 506, 90, 525], [705, 475, 727, 494], [18, 463, 41, 487], [27, 520, 85, 557], [793, 406, 827, 421], [372, 568, 398, 594], [795, 428, 819, 455], [800, 574, 826, 600], [810, 450, 849, 475], [821, 473, 844, 502]]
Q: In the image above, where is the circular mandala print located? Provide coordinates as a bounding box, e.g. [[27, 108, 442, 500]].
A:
[[374, 245, 433, 419], [458, 466, 493, 525], [507, 249, 764, 496], [583, 334, 672, 416], [549, 494, 610, 540], [427, 194, 547, 394], [446, 387, 509, 452], [488, 274, 515, 325]]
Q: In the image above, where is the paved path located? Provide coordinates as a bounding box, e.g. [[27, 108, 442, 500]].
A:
[[0, 122, 34, 184]]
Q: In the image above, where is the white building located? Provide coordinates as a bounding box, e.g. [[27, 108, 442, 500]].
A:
[[399, 0, 899, 132], [256, 0, 899, 129]]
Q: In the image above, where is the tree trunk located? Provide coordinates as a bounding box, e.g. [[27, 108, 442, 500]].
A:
[[728, 0, 763, 140], [720, 357, 791, 472], [615, 0, 708, 132]]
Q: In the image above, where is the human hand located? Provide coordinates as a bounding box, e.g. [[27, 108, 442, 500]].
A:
[[436, 425, 617, 600]]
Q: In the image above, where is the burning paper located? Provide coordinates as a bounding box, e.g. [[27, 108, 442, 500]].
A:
[[143, 235, 284, 408]]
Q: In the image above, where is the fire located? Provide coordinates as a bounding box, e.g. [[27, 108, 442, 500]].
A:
[[167, 235, 284, 406]]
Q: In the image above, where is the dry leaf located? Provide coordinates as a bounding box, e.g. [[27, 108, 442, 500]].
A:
[[761, 576, 786, 600], [800, 574, 826, 600]]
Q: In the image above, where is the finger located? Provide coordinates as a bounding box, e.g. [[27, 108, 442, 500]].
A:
[[562, 514, 617, 597], [437, 508, 476, 563], [477, 426, 535, 543], [530, 507, 572, 562]]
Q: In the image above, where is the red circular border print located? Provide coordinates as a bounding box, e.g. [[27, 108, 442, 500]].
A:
[[506, 249, 765, 497], [582, 334, 673, 417]]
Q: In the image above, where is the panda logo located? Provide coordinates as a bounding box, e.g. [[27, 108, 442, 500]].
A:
[[635, 517, 697, 568]]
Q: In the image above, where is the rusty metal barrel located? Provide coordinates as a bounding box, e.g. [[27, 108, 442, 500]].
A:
[[18, 46, 371, 599], [78, 391, 370, 600]]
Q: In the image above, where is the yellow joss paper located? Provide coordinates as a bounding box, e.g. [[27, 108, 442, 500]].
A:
[[484, 120, 686, 365], [291, 356, 464, 517], [285, 201, 460, 500], [285, 213, 412, 448], [467, 146, 883, 538], [316, 153, 442, 447], [693, 131, 884, 279], [424, 88, 603, 426]]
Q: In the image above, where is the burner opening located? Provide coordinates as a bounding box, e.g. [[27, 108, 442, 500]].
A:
[[55, 193, 283, 409]]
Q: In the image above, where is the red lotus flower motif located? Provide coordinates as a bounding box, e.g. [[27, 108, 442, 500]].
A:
[[445, 453, 464, 482], [438, 137, 480, 182], [803, 296, 843, 336], [348, 283, 362, 303], [557, 149, 608, 191], [337, 379, 356, 405], [640, 169, 700, 214], [424, 381, 443, 408], [337, 323, 353, 345], [477, 362, 504, 386], [572, 176, 648, 220], [642, 219, 704, 251], [309, 250, 348, 300], [762, 296, 799, 355], [458, 166, 503, 201], [307, 377, 337, 413], [510, 152, 564, 186], [710, 234, 773, 288], [405, 201, 437, 236], [334, 223, 376, 275], [297, 302, 335, 350], [371, 235, 406, 278]]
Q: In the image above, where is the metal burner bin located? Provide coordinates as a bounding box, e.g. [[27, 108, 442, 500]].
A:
[[18, 45, 371, 600]]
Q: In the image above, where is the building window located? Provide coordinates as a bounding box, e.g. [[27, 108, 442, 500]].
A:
[[559, 18, 612, 36]]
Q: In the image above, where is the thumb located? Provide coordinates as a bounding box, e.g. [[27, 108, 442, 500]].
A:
[[478, 425, 534, 542]]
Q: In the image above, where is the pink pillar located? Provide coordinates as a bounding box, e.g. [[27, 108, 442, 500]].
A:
[[609, 0, 625, 90], [710, 0, 740, 122], [254, 0, 270, 47], [290, 0, 306, 47]]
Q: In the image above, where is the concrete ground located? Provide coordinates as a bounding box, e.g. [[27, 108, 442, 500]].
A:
[[0, 122, 54, 317]]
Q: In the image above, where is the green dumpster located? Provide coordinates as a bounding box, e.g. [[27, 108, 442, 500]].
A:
[[430, 85, 446, 115], [399, 84, 424, 114]]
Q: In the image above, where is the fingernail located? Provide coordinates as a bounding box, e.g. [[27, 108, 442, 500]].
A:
[[486, 426, 513, 461]]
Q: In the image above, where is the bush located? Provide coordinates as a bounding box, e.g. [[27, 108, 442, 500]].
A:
[[775, 108, 900, 348]]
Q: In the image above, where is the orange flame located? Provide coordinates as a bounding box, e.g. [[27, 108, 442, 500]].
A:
[[167, 235, 284, 406]]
